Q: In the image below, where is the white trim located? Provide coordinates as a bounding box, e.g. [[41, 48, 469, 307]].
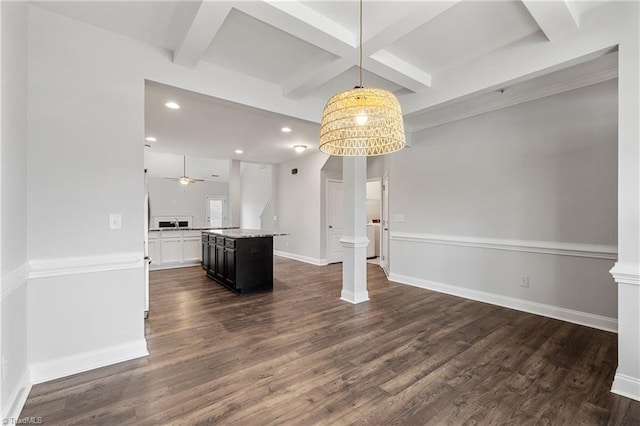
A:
[[609, 262, 640, 286], [388, 272, 618, 333], [611, 371, 640, 401], [391, 232, 617, 260], [274, 250, 328, 266], [407, 67, 618, 133], [1, 369, 32, 423], [1, 263, 28, 301], [339, 236, 370, 249], [28, 253, 143, 279], [30, 339, 148, 385], [340, 289, 369, 304], [150, 260, 201, 271]]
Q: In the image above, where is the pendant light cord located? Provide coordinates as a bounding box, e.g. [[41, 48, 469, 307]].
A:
[[359, 0, 363, 87]]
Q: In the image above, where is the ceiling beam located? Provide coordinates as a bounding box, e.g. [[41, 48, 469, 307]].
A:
[[362, 1, 459, 55], [284, 57, 354, 99], [366, 52, 432, 92], [522, 0, 579, 41], [173, 2, 232, 68], [279, 2, 454, 98], [235, 1, 355, 58]]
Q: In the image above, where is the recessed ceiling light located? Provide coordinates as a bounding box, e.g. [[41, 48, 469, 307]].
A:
[[235, 149, 243, 154], [293, 145, 307, 153], [164, 101, 180, 109], [145, 137, 157, 142], [281, 127, 292, 133]]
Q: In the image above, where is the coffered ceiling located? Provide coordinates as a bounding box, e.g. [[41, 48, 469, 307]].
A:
[[32, 0, 616, 168]]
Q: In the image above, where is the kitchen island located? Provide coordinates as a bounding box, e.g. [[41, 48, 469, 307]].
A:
[[202, 229, 286, 294]]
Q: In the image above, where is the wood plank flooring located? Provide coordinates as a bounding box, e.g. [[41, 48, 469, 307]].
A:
[[20, 257, 640, 425]]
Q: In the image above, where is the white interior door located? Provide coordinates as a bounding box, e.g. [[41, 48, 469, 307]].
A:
[[327, 180, 344, 263], [381, 173, 390, 274], [206, 196, 227, 228]]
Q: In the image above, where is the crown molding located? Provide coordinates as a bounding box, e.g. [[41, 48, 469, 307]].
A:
[[406, 67, 618, 133]]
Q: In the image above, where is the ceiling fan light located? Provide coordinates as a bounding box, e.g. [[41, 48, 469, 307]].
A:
[[179, 177, 190, 185]]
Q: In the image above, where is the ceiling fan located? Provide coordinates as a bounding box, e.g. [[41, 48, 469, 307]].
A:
[[164, 156, 204, 185]]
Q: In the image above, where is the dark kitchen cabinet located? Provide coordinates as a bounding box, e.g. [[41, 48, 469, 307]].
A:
[[214, 240, 225, 281], [201, 234, 209, 270], [204, 234, 273, 294]]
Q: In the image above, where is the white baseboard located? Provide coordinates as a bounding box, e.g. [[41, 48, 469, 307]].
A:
[[150, 261, 201, 271], [30, 339, 148, 385], [388, 273, 618, 333], [340, 289, 370, 304], [1, 369, 32, 422], [274, 251, 328, 266], [611, 371, 640, 401]]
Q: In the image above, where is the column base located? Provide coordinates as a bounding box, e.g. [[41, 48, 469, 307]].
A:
[[611, 369, 640, 401], [340, 289, 370, 304]]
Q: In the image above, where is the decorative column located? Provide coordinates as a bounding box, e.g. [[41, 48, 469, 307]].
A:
[[228, 159, 241, 227], [340, 156, 369, 304], [610, 3, 640, 401]]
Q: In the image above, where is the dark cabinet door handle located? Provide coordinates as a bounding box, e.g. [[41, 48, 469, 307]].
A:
[[329, 225, 333, 229]]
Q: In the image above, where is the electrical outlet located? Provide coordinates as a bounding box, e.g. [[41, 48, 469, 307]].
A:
[[520, 276, 530, 288], [2, 356, 7, 381], [109, 213, 122, 230]]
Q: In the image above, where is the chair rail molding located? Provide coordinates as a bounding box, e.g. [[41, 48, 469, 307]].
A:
[[1, 262, 29, 301], [29, 253, 143, 279], [391, 232, 617, 260], [609, 262, 640, 286]]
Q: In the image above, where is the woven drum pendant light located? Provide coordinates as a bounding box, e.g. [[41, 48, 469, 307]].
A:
[[319, 0, 406, 156]]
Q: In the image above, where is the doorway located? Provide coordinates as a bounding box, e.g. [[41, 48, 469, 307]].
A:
[[381, 172, 390, 275], [206, 196, 227, 228], [326, 179, 344, 263]]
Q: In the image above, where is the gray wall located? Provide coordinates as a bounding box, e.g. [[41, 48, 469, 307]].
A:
[[27, 6, 147, 377], [240, 163, 272, 230], [274, 152, 329, 263], [388, 79, 618, 323], [148, 177, 228, 228], [1, 1, 29, 417]]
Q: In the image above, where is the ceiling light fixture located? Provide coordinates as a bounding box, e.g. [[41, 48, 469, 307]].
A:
[[145, 137, 157, 142], [281, 127, 292, 133], [164, 101, 180, 109], [235, 149, 243, 154], [319, 0, 405, 156], [293, 145, 307, 153]]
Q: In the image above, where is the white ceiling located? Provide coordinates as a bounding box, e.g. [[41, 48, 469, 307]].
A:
[[32, 0, 617, 171]]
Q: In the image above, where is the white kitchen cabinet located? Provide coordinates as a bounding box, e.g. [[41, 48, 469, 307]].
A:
[[149, 230, 202, 270], [182, 231, 202, 263]]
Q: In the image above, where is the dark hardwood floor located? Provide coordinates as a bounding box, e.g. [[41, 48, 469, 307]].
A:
[[21, 257, 640, 425]]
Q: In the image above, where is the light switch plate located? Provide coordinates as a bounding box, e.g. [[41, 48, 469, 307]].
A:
[[109, 214, 122, 229], [392, 214, 405, 223]]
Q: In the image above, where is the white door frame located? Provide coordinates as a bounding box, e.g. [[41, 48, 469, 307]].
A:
[[381, 172, 390, 275], [206, 195, 228, 228], [366, 177, 382, 258], [326, 179, 343, 263]]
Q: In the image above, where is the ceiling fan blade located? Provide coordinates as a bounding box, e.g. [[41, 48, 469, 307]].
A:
[[189, 178, 205, 182], [164, 177, 180, 181]]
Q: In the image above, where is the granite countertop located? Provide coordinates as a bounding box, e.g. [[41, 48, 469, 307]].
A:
[[202, 229, 288, 239], [149, 227, 240, 232]]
